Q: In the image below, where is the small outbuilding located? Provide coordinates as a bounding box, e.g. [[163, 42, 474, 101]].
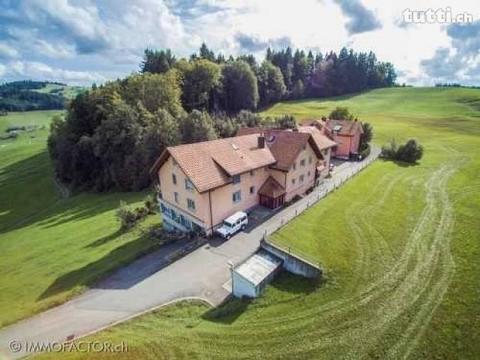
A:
[[231, 250, 283, 298]]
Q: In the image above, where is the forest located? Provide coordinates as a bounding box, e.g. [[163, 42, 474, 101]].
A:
[[48, 44, 397, 192], [0, 80, 67, 111]]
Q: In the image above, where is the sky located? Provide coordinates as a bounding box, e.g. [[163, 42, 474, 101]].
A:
[[0, 0, 479, 86]]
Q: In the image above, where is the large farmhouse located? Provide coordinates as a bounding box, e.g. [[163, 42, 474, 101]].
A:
[[152, 127, 335, 235]]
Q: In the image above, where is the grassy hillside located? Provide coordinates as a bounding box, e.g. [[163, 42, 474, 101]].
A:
[[33, 83, 84, 99], [0, 81, 84, 111], [38, 87, 480, 359], [0, 111, 160, 327]]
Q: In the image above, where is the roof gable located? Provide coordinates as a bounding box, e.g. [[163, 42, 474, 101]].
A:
[[298, 126, 337, 150], [258, 176, 286, 198], [155, 135, 276, 193], [265, 130, 311, 171]]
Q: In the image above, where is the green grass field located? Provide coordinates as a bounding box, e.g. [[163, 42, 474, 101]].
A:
[[33, 83, 85, 99], [0, 110, 160, 327], [35, 87, 480, 359]]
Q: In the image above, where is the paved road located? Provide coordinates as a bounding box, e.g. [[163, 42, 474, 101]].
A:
[[0, 147, 379, 359]]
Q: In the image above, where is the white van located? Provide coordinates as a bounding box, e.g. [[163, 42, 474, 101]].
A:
[[215, 211, 248, 239]]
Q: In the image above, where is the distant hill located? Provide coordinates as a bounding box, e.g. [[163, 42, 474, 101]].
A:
[[0, 80, 84, 112]]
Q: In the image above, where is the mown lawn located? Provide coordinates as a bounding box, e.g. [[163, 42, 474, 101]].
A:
[[0, 111, 160, 327], [37, 87, 480, 359]]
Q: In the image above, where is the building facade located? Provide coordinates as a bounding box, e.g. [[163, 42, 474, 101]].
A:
[[152, 129, 336, 235]]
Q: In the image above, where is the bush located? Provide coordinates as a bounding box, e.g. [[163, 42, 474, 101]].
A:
[[381, 139, 398, 160], [359, 122, 373, 151], [144, 194, 158, 214], [381, 138, 423, 164], [359, 144, 371, 159], [397, 139, 423, 163], [273, 114, 296, 129], [329, 107, 354, 120], [116, 201, 138, 230]]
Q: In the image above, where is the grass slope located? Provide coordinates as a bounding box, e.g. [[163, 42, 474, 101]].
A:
[[33, 83, 85, 99], [37, 87, 480, 360], [0, 111, 160, 327]]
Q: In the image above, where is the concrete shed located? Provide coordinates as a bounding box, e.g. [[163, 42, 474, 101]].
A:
[[231, 250, 283, 298]]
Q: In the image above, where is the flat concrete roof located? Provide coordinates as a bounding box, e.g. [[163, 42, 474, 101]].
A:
[[234, 250, 282, 286]]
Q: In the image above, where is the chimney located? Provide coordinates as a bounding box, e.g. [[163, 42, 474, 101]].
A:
[[258, 135, 265, 149]]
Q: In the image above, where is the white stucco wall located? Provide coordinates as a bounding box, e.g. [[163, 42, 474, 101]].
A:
[[231, 270, 257, 298]]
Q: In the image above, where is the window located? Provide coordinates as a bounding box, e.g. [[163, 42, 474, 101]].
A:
[[174, 192, 179, 203], [172, 158, 178, 166], [293, 162, 296, 170], [308, 171, 311, 177], [172, 173, 177, 185], [250, 170, 254, 176], [250, 186, 255, 194], [309, 156, 312, 164], [185, 178, 194, 191], [232, 190, 242, 203], [300, 174, 305, 183], [232, 174, 241, 184], [300, 159, 306, 167], [160, 203, 167, 214], [187, 198, 196, 211], [292, 178, 296, 185]]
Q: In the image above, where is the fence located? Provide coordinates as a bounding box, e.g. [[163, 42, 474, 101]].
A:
[[262, 146, 381, 263]]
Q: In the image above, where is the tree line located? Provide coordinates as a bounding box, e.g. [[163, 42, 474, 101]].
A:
[[48, 71, 294, 191], [49, 44, 396, 192], [141, 44, 397, 110]]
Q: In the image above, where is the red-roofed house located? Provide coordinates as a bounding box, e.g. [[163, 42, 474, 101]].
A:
[[151, 129, 334, 235], [308, 119, 364, 159]]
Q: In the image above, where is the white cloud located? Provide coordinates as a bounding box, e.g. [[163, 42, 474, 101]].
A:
[[33, 40, 74, 59], [1, 0, 479, 85], [0, 43, 19, 59], [6, 60, 108, 85]]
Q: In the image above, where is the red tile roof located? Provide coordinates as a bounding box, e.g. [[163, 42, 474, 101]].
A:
[[153, 127, 331, 192], [153, 135, 276, 193], [325, 120, 364, 136], [236, 127, 263, 136], [236, 127, 331, 168], [258, 176, 286, 198], [297, 126, 337, 150], [265, 130, 313, 171]]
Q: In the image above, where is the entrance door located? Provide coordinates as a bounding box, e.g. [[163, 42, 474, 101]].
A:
[[260, 195, 284, 209]]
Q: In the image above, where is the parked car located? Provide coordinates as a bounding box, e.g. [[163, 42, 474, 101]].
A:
[[215, 211, 248, 239]]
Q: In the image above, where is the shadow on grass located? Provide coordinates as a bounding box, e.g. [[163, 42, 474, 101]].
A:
[[0, 150, 144, 234], [202, 298, 252, 325], [203, 272, 323, 325], [378, 158, 420, 168], [37, 232, 159, 300], [269, 271, 323, 295], [84, 229, 125, 248]]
